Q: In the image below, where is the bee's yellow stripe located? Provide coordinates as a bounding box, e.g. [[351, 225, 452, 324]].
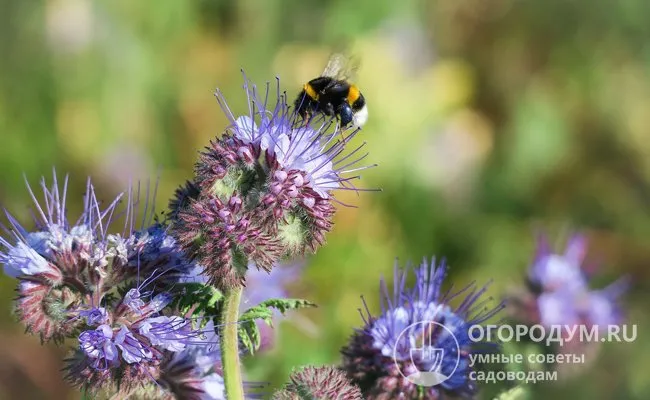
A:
[[304, 83, 318, 100], [347, 84, 360, 105]]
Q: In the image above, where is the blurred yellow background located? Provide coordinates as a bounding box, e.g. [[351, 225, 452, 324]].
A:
[[1, 0, 649, 399]]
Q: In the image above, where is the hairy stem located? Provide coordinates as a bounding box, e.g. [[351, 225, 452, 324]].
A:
[[220, 285, 244, 400]]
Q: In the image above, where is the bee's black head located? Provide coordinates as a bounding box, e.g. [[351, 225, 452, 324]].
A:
[[338, 102, 353, 126]]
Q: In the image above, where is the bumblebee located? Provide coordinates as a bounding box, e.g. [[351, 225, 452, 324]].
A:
[[294, 53, 368, 128]]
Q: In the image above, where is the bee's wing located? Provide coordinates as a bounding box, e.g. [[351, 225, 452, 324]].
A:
[[321, 53, 360, 82]]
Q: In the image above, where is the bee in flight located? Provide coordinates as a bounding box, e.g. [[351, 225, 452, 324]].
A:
[[294, 53, 368, 128]]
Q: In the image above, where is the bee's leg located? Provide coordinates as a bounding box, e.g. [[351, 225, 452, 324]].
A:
[[294, 90, 310, 116], [304, 112, 314, 127], [323, 103, 335, 116]]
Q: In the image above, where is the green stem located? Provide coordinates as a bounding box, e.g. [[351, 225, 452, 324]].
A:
[[220, 285, 245, 400]]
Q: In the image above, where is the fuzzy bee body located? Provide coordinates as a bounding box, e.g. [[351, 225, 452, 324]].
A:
[[294, 54, 368, 128]]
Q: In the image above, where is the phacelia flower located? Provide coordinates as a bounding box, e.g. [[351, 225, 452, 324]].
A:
[[528, 234, 588, 293], [69, 318, 231, 399], [65, 289, 218, 397], [0, 174, 123, 341], [171, 76, 374, 290], [273, 365, 363, 400], [139, 316, 193, 352], [114, 325, 155, 364], [0, 174, 203, 343], [341, 258, 504, 399], [0, 172, 231, 398], [516, 233, 627, 336], [79, 324, 119, 369], [79, 307, 109, 326], [2, 241, 53, 278]]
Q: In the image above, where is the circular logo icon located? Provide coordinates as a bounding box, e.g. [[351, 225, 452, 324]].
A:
[[393, 320, 461, 387]]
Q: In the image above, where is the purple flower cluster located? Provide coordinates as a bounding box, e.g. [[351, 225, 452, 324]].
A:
[[0, 75, 373, 400], [171, 77, 372, 290], [69, 314, 222, 399], [1, 62, 639, 400], [0, 174, 229, 398], [525, 234, 627, 337], [341, 258, 504, 399]]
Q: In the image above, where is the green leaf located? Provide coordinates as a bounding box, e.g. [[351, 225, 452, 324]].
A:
[[237, 298, 316, 355], [239, 318, 262, 355], [246, 298, 317, 315], [170, 283, 224, 321]]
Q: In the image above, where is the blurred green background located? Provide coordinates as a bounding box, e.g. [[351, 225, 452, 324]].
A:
[[1, 0, 649, 399]]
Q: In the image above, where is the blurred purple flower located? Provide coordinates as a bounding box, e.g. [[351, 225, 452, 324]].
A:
[[242, 260, 302, 308], [529, 234, 588, 292], [526, 234, 627, 333]]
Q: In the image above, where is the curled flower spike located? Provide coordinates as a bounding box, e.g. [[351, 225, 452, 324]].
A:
[[341, 258, 504, 399], [68, 319, 231, 399], [273, 365, 363, 400], [0, 173, 123, 341], [65, 283, 221, 396], [171, 75, 376, 290], [217, 75, 376, 200], [0, 171, 236, 399], [0, 174, 198, 343], [168, 180, 200, 220]]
